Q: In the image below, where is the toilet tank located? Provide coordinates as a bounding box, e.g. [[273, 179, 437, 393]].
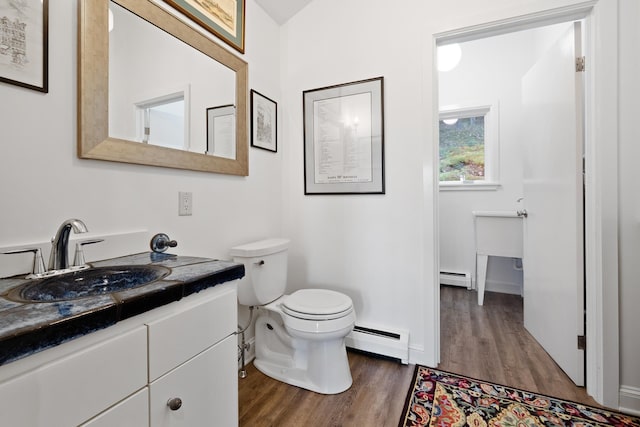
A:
[[230, 238, 289, 306]]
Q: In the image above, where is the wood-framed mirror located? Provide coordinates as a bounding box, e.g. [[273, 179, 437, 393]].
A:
[[78, 0, 249, 175]]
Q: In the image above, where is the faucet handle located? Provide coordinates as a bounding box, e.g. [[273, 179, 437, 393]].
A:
[[73, 239, 104, 267], [150, 233, 178, 253], [3, 248, 46, 276]]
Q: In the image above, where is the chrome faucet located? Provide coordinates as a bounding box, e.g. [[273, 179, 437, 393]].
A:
[[48, 219, 89, 271]]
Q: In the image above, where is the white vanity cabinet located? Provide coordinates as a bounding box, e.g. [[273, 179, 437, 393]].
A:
[[0, 283, 238, 427], [147, 283, 238, 426], [149, 336, 237, 426], [0, 325, 148, 427]]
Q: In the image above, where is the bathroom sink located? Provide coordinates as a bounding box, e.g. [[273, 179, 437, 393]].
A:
[[6, 265, 171, 302]]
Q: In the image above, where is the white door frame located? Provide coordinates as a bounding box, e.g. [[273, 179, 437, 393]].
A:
[[430, 0, 619, 408]]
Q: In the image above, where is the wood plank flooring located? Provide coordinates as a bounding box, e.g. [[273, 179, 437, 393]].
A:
[[439, 286, 597, 406], [238, 286, 597, 426], [238, 350, 414, 426]]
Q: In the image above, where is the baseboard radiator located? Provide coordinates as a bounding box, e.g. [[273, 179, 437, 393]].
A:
[[440, 271, 472, 289], [345, 325, 409, 364]]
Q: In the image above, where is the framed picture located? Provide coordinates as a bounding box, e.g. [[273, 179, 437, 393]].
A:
[[162, 0, 245, 53], [206, 104, 236, 160], [303, 77, 385, 195], [250, 89, 277, 153], [0, 0, 48, 92]]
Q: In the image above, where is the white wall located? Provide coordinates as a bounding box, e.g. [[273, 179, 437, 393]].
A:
[[279, 0, 638, 409], [0, 0, 282, 268], [438, 24, 568, 294], [280, 0, 427, 358]]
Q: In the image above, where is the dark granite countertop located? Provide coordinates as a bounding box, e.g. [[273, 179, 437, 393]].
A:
[[0, 252, 244, 366]]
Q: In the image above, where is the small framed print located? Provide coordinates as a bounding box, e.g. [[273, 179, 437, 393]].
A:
[[0, 0, 48, 92], [250, 89, 277, 153]]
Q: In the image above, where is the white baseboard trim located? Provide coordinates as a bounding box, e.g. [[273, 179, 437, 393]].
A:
[[439, 271, 472, 289], [346, 325, 409, 364], [485, 280, 522, 296], [619, 385, 640, 416], [408, 345, 434, 367]]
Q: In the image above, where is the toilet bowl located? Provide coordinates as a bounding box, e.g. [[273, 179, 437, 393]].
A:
[[231, 239, 356, 394]]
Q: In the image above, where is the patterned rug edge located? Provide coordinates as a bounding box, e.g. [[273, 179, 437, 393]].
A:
[[398, 364, 422, 427], [398, 365, 640, 427]]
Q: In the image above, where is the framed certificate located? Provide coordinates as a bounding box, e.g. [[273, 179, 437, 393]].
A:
[[303, 77, 384, 195]]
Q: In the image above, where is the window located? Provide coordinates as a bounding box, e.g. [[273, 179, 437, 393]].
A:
[[439, 104, 499, 190], [134, 86, 191, 151]]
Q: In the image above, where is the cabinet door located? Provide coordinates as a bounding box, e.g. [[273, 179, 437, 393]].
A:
[[147, 285, 236, 381], [81, 388, 148, 427], [0, 326, 147, 427], [150, 335, 238, 427]]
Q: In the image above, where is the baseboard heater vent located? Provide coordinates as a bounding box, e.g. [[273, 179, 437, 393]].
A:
[[440, 271, 472, 289], [345, 325, 409, 364]]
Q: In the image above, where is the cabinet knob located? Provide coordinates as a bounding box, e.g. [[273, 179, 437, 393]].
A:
[[167, 397, 183, 411]]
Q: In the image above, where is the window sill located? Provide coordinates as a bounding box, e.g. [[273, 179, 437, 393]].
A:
[[439, 181, 501, 191]]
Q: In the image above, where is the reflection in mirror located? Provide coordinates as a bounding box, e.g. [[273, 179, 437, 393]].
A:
[[108, 2, 235, 156], [78, 0, 249, 175], [141, 96, 186, 149], [138, 94, 186, 150], [206, 105, 236, 159]]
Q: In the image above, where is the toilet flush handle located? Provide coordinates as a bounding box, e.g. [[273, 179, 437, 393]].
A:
[[254, 260, 265, 266]]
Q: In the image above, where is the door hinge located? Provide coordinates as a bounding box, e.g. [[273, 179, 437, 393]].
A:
[[576, 56, 586, 72], [577, 335, 586, 350]]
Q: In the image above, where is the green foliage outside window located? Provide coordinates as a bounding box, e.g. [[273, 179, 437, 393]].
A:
[[439, 116, 485, 181]]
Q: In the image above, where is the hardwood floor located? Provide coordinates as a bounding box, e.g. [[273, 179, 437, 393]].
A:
[[238, 286, 597, 426], [439, 286, 596, 406], [238, 350, 414, 426]]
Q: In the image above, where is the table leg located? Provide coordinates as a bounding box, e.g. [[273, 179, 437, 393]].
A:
[[477, 254, 488, 306]]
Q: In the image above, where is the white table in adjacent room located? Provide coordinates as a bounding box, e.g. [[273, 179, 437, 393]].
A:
[[472, 211, 523, 305]]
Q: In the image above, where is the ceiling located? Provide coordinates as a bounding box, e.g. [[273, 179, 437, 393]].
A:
[[254, 0, 314, 24]]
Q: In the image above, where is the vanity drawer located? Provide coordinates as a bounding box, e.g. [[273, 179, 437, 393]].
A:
[[0, 325, 147, 427], [147, 284, 237, 381], [80, 388, 149, 427], [149, 335, 238, 427]]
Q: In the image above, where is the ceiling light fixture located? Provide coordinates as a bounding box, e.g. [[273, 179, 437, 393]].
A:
[[437, 43, 462, 72]]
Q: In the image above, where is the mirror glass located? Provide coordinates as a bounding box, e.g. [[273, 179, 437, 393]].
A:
[[78, 0, 248, 175], [109, 2, 236, 157]]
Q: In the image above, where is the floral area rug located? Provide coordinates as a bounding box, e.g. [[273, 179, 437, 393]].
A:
[[399, 366, 640, 427]]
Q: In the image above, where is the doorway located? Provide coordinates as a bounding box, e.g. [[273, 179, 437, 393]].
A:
[[435, 4, 617, 400], [437, 20, 585, 385], [430, 2, 621, 406]]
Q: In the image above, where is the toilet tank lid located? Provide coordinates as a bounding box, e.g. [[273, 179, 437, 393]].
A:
[[230, 238, 290, 257]]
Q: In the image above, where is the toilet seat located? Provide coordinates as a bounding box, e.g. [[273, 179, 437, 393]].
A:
[[282, 289, 353, 320]]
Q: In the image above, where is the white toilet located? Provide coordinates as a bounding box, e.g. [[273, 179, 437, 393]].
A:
[[230, 238, 356, 394]]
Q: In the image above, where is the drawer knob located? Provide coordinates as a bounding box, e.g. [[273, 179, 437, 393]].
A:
[[167, 397, 183, 411]]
